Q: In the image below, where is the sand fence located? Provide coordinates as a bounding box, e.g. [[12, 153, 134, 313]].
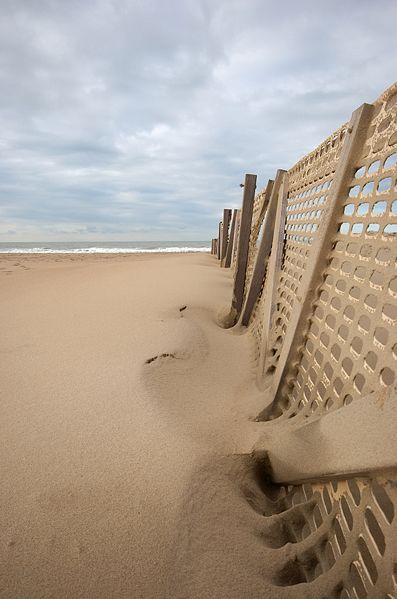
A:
[[211, 82, 397, 596]]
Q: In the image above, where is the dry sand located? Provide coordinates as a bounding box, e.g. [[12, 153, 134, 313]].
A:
[[0, 253, 287, 599]]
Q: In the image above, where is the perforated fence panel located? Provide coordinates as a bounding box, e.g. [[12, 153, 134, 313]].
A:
[[214, 82, 397, 597], [270, 85, 397, 420]]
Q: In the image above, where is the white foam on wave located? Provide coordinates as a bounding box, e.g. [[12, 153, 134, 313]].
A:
[[0, 246, 211, 254]]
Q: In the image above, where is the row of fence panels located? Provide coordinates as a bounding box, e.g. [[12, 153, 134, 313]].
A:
[[212, 82, 397, 597]]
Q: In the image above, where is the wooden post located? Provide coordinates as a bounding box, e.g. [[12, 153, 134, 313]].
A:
[[224, 209, 237, 268], [256, 172, 288, 385], [239, 175, 283, 326], [260, 102, 374, 411], [217, 222, 222, 260], [220, 209, 232, 266], [231, 210, 241, 271], [230, 174, 257, 323]]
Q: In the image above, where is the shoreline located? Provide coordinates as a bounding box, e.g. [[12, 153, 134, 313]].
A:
[[0, 251, 210, 275]]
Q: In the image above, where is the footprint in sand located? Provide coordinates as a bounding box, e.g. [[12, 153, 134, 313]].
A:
[[144, 352, 178, 365]]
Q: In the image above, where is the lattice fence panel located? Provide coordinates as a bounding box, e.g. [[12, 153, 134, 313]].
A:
[[246, 475, 397, 597], [271, 84, 397, 420], [259, 126, 348, 380], [242, 83, 397, 597]]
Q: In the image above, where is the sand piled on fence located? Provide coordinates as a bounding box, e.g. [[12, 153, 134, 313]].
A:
[[0, 252, 283, 599]]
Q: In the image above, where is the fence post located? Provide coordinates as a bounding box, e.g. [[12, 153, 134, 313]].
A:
[[220, 209, 232, 266], [256, 172, 289, 386], [229, 174, 257, 324], [231, 209, 241, 270], [258, 102, 374, 413], [225, 209, 237, 268], [217, 222, 222, 260], [239, 175, 283, 326]]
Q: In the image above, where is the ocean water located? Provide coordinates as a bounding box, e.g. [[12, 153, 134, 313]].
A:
[[0, 241, 211, 254]]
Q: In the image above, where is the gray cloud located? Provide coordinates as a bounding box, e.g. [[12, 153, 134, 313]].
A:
[[0, 0, 396, 240]]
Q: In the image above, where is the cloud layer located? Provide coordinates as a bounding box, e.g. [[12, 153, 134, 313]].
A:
[[1, 0, 396, 240]]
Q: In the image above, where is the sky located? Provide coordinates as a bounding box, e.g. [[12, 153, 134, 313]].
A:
[[0, 0, 396, 242]]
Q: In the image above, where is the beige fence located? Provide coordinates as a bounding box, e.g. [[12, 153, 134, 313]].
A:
[[211, 82, 397, 596]]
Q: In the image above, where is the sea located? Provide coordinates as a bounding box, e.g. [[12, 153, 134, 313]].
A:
[[0, 241, 211, 254]]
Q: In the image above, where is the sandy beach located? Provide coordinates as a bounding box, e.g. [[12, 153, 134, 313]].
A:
[[0, 252, 272, 599]]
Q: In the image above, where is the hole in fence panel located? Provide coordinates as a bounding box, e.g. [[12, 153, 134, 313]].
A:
[[362, 181, 375, 196], [324, 540, 336, 568], [346, 242, 358, 256], [366, 223, 380, 234], [380, 367, 395, 387], [340, 496, 353, 530], [358, 315, 370, 334], [377, 177, 392, 193], [344, 394, 353, 406], [353, 373, 365, 393], [368, 160, 380, 174], [364, 293, 377, 312], [372, 200, 387, 215], [320, 332, 330, 349], [355, 166, 366, 179], [331, 296, 342, 312], [323, 362, 333, 383], [322, 486, 333, 515], [364, 351, 377, 372], [314, 349, 323, 367], [382, 303, 397, 324], [364, 508, 386, 556], [317, 381, 327, 401], [325, 314, 336, 330], [331, 343, 342, 361], [341, 261, 354, 276], [357, 536, 378, 585], [374, 326, 388, 349], [357, 202, 369, 216], [334, 517, 347, 554], [375, 247, 391, 265], [338, 324, 349, 342], [359, 244, 372, 260], [369, 270, 384, 290], [350, 337, 363, 357], [349, 286, 361, 301], [388, 276, 397, 297], [341, 358, 353, 378], [352, 223, 364, 235], [384, 152, 397, 169], [349, 561, 368, 598], [343, 305, 355, 322], [333, 377, 343, 397], [371, 481, 394, 524], [349, 186, 360, 198], [384, 223, 397, 235], [313, 503, 323, 528], [344, 204, 355, 216], [347, 479, 361, 506]]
